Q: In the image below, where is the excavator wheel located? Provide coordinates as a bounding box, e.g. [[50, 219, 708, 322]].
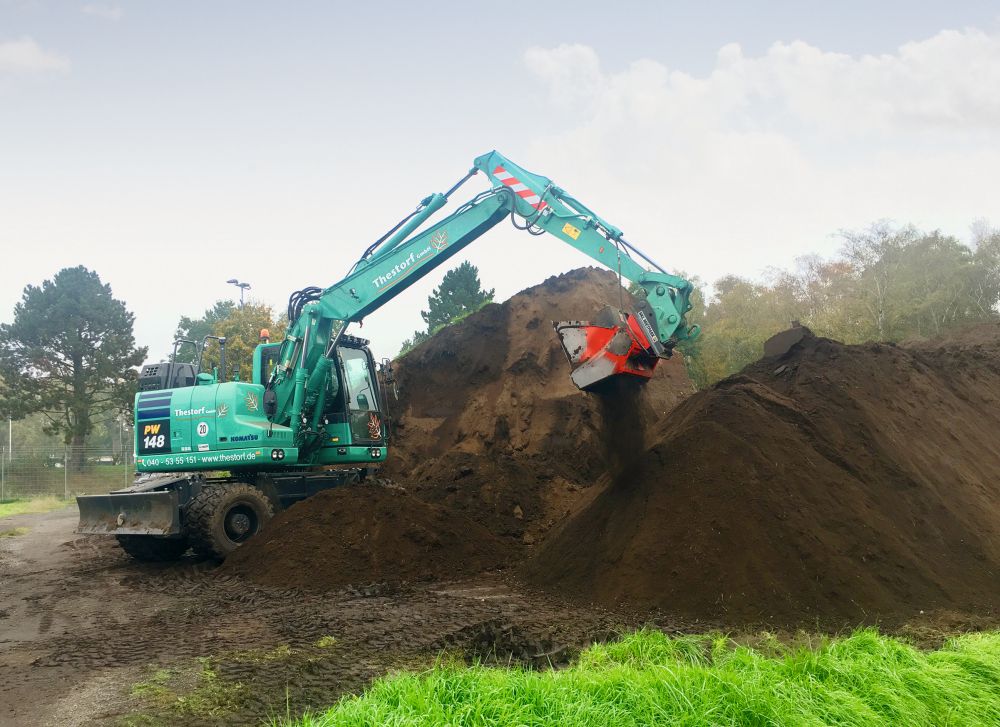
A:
[[115, 534, 190, 562], [186, 483, 274, 560]]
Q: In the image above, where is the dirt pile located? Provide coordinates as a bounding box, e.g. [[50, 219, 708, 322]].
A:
[[224, 268, 693, 592], [523, 327, 1000, 626], [383, 267, 693, 541], [222, 483, 510, 589]]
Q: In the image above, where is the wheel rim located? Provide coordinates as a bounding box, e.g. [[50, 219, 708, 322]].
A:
[[223, 503, 259, 543]]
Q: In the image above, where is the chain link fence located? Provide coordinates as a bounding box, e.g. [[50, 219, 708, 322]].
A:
[[0, 447, 136, 500]]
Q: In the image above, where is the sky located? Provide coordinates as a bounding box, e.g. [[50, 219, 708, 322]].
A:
[[2, 0, 999, 360]]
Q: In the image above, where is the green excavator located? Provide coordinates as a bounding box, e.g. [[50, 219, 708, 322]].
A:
[[77, 151, 699, 560]]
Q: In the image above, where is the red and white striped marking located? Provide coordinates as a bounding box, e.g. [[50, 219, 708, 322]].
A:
[[493, 165, 547, 210]]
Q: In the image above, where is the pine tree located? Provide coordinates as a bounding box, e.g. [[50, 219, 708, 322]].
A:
[[0, 267, 147, 468], [421, 262, 494, 334]]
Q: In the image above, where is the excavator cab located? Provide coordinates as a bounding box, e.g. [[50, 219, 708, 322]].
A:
[[253, 334, 387, 457], [330, 341, 387, 449]]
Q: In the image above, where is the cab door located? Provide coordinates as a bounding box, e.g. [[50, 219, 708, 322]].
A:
[[337, 346, 385, 445]]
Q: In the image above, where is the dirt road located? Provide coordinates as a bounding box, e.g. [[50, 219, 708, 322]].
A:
[[0, 507, 665, 726]]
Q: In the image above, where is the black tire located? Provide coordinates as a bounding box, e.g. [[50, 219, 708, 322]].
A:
[[116, 534, 190, 562], [185, 483, 274, 559]]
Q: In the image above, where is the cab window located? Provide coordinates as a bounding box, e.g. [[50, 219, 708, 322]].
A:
[[338, 347, 378, 412], [257, 344, 281, 386]]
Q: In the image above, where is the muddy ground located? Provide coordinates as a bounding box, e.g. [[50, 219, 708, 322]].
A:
[[0, 507, 697, 727], [2, 508, 993, 727]]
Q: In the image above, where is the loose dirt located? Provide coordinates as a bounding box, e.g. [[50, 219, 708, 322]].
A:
[[523, 327, 1000, 626], [225, 267, 694, 592], [383, 267, 693, 542], [222, 483, 512, 590], [229, 269, 999, 630]]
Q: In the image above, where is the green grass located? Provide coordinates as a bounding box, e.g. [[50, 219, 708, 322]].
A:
[[125, 657, 253, 725], [130, 668, 176, 704], [0, 526, 30, 537], [283, 629, 1000, 727], [0, 496, 70, 519], [174, 657, 251, 717]]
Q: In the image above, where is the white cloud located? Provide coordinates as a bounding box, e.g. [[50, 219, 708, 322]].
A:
[[522, 29, 1000, 286], [0, 37, 69, 74], [81, 3, 123, 21], [528, 30, 1000, 136]]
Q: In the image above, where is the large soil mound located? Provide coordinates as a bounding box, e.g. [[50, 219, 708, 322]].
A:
[[225, 268, 693, 591], [383, 267, 693, 541], [523, 327, 1000, 626], [222, 483, 510, 589]]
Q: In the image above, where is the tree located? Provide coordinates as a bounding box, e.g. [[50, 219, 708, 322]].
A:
[[0, 267, 147, 468], [173, 300, 286, 381], [891, 232, 983, 337], [692, 275, 789, 384], [971, 219, 1000, 316], [680, 220, 1000, 389], [175, 300, 237, 362], [208, 302, 287, 382], [421, 262, 494, 334], [1, 411, 64, 452], [838, 221, 918, 340]]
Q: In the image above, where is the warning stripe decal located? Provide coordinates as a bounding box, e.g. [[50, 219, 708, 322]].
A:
[[493, 165, 546, 210]]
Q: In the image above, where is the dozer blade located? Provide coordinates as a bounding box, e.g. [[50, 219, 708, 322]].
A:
[[554, 306, 660, 392], [76, 490, 180, 535]]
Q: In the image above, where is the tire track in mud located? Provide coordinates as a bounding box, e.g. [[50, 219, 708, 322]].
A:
[[3, 513, 656, 727]]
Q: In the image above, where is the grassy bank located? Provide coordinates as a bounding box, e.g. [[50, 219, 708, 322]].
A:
[[285, 629, 1000, 727], [0, 496, 71, 519]]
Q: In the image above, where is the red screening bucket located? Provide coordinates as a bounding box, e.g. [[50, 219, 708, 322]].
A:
[[554, 307, 660, 392]]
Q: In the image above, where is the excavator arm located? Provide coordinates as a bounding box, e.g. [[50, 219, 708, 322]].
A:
[[472, 152, 699, 388], [267, 151, 699, 438], [473, 150, 696, 347]]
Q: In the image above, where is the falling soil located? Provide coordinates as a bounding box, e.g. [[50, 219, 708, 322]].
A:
[[222, 483, 511, 590], [523, 327, 1000, 627], [382, 267, 693, 542]]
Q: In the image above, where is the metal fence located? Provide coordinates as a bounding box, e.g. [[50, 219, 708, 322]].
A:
[[0, 447, 136, 500]]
